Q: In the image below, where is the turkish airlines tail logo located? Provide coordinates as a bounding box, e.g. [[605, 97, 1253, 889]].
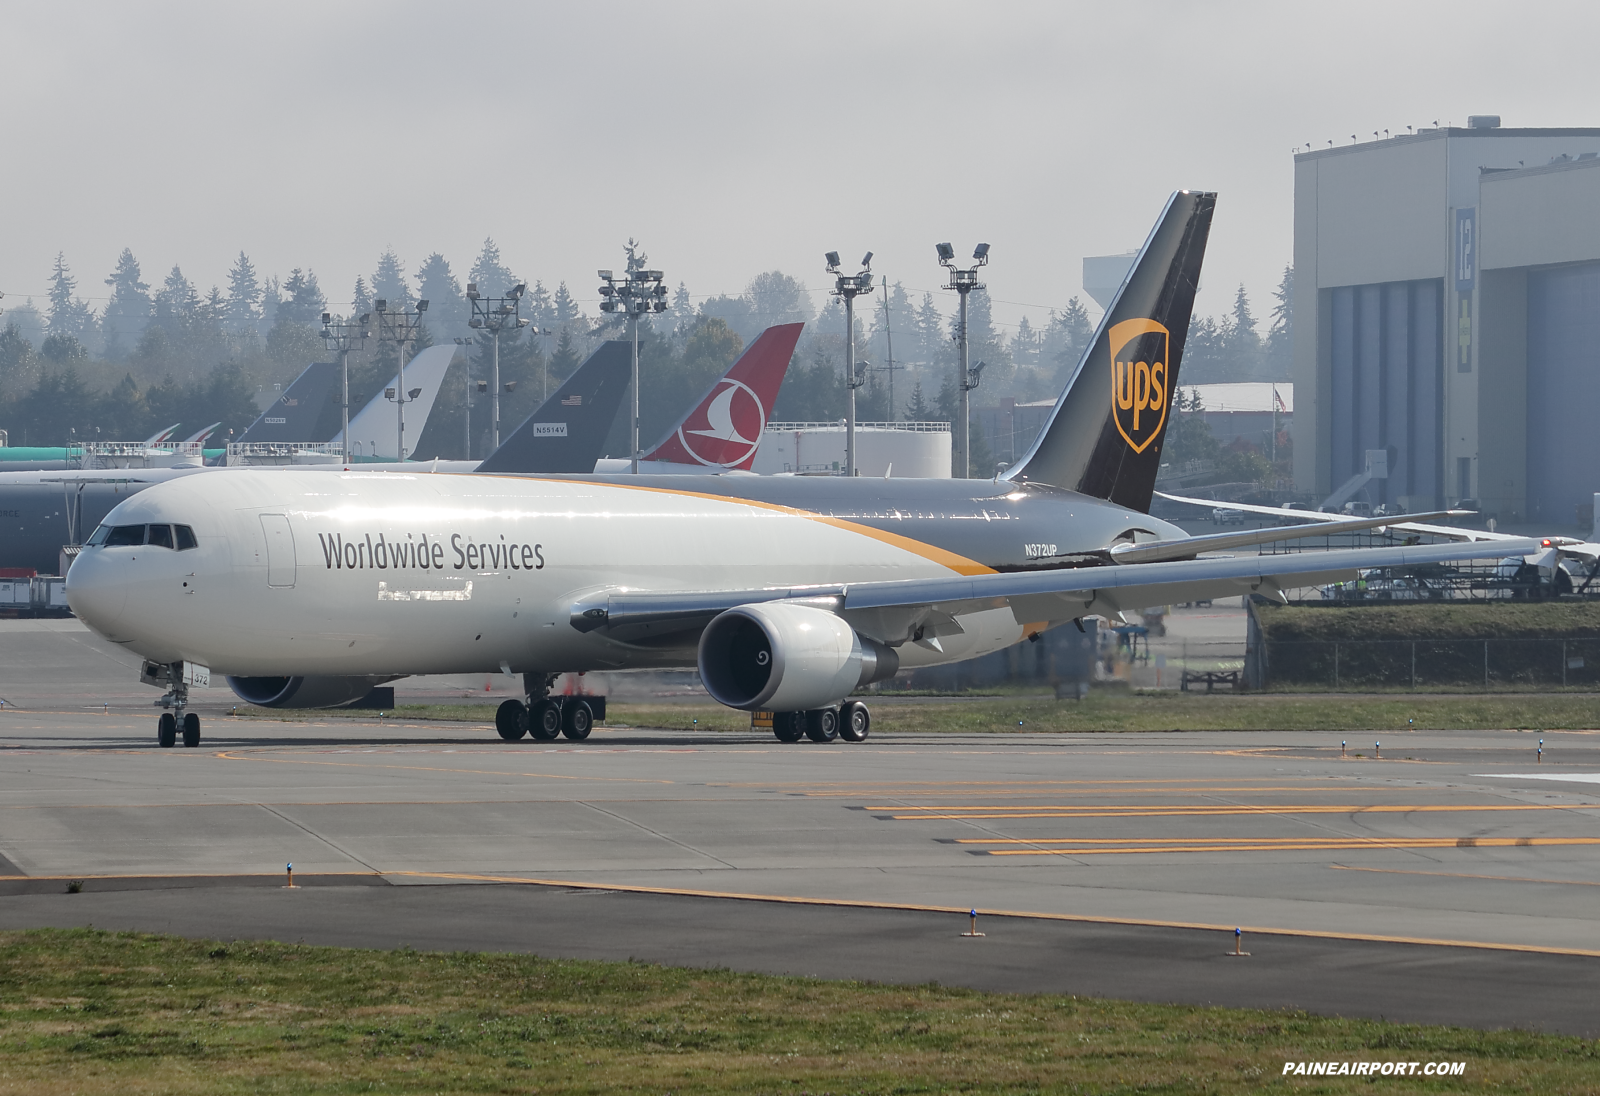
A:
[[1109, 318, 1170, 454], [643, 322, 803, 470]]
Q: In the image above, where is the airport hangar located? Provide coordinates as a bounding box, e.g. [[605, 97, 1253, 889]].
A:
[[1292, 117, 1600, 528]]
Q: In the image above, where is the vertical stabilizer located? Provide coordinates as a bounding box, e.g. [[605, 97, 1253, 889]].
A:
[[236, 362, 340, 444], [1004, 191, 1215, 511], [638, 323, 804, 470], [475, 342, 632, 474], [332, 345, 457, 460]]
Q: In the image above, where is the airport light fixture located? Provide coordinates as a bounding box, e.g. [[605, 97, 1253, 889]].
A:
[[373, 297, 429, 461], [937, 242, 990, 478], [597, 260, 668, 474], [466, 282, 529, 452], [827, 251, 876, 476], [321, 311, 371, 460]]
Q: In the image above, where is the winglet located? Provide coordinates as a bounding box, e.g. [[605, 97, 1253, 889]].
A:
[[638, 322, 803, 470]]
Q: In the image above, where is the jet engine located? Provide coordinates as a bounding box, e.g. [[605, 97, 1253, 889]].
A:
[[226, 675, 397, 709], [697, 602, 898, 712]]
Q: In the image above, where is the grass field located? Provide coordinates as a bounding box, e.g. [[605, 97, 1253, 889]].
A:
[[238, 691, 1600, 734], [0, 928, 1592, 1094]]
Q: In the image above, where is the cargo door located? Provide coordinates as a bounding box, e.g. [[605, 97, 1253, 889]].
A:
[[259, 513, 297, 588]]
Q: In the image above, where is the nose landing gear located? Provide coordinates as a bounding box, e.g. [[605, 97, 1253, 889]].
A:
[[145, 661, 203, 748]]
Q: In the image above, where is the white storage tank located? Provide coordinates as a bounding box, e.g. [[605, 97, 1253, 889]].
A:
[[753, 422, 951, 478]]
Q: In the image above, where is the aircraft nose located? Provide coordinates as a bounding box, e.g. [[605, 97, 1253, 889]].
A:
[[65, 549, 128, 634]]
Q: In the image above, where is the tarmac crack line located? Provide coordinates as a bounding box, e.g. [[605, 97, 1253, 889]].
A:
[[576, 801, 740, 869], [254, 803, 382, 874]]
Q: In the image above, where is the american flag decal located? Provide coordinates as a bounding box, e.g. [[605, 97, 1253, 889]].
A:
[[561, 394, 582, 406]]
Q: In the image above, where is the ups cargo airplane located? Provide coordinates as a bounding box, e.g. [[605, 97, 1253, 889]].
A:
[[65, 191, 1535, 749]]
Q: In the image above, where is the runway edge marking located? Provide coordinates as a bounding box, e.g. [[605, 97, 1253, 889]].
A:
[[387, 871, 1600, 959]]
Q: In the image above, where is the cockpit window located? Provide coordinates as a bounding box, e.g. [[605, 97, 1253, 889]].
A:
[[87, 524, 111, 546], [174, 525, 197, 551], [147, 524, 173, 549], [103, 524, 146, 547]]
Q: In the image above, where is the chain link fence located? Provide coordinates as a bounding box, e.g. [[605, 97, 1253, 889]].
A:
[[1253, 637, 1600, 690]]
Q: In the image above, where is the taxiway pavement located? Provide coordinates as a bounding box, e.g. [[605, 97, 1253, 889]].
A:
[[4, 620, 1600, 1033]]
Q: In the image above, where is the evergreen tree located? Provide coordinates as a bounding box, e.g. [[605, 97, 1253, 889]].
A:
[[152, 265, 199, 341], [904, 381, 933, 422], [46, 253, 96, 343], [371, 248, 412, 307], [549, 325, 581, 380], [467, 238, 515, 297], [1266, 263, 1293, 378], [555, 282, 583, 325], [41, 332, 88, 363], [278, 269, 326, 324], [913, 292, 947, 369], [527, 281, 555, 330], [1010, 314, 1040, 369], [259, 276, 281, 331], [746, 270, 813, 329], [351, 276, 373, 316], [667, 282, 691, 331], [201, 286, 227, 330], [1043, 297, 1094, 387], [415, 253, 464, 333], [102, 249, 152, 359], [0, 323, 35, 373], [1225, 283, 1263, 379], [225, 251, 261, 329]]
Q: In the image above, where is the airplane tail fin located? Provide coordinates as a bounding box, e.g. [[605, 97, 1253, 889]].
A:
[[474, 341, 632, 474], [638, 322, 803, 470], [332, 345, 456, 460], [1003, 191, 1216, 512], [180, 422, 223, 447], [236, 362, 340, 444]]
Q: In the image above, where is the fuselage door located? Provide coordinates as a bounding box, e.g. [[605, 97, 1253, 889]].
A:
[[259, 513, 297, 588]]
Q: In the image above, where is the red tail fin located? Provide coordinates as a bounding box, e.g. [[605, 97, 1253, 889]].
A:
[[641, 323, 803, 470]]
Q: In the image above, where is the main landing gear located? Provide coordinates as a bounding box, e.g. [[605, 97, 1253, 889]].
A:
[[771, 701, 870, 744], [495, 672, 606, 743]]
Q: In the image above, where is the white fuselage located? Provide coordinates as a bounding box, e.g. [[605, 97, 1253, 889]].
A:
[[65, 469, 1026, 678]]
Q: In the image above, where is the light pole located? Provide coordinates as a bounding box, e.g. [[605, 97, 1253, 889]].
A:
[[320, 311, 370, 459], [598, 258, 667, 473], [937, 242, 989, 477], [826, 251, 875, 476], [878, 275, 905, 422], [466, 282, 528, 452], [373, 297, 428, 461]]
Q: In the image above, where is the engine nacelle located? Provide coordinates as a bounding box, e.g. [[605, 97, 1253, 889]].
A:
[[698, 602, 898, 712], [226, 675, 395, 709]]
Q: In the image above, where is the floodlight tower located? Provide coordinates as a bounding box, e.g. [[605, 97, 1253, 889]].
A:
[[466, 282, 528, 451], [826, 251, 876, 476], [373, 297, 429, 461], [598, 258, 668, 473], [321, 311, 370, 459], [937, 242, 990, 478]]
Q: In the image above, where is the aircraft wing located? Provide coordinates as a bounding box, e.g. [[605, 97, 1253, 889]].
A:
[[1107, 509, 1461, 564], [571, 536, 1540, 646], [1154, 491, 1555, 546]]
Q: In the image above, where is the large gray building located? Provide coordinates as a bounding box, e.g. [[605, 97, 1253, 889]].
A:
[[1293, 119, 1600, 527]]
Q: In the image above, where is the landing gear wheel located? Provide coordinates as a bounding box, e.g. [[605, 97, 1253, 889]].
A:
[[496, 699, 528, 741], [838, 701, 870, 742], [805, 708, 840, 743], [529, 699, 562, 741], [157, 712, 176, 748], [181, 712, 201, 748], [773, 712, 805, 743], [561, 701, 593, 741]]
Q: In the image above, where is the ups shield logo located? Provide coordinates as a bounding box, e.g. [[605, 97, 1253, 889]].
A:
[[1109, 318, 1169, 454]]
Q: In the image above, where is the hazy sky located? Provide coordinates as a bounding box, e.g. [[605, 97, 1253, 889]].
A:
[[5, 1, 1598, 336]]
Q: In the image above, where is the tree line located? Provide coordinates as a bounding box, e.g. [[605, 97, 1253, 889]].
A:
[[0, 239, 1291, 471]]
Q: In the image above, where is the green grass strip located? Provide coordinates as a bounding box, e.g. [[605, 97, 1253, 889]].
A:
[[0, 928, 1593, 1093]]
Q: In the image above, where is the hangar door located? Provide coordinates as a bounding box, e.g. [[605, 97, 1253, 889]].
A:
[[259, 513, 297, 588], [1327, 278, 1443, 509], [1527, 263, 1600, 525]]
